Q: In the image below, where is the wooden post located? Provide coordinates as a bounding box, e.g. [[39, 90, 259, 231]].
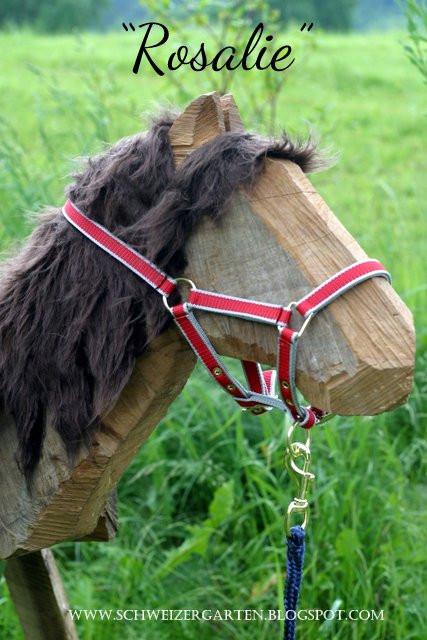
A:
[[5, 549, 78, 640]]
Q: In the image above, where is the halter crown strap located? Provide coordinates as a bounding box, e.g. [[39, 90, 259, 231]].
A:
[[63, 199, 176, 296], [62, 199, 391, 427]]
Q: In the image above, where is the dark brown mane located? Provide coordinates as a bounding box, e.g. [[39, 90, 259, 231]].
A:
[[0, 111, 323, 482]]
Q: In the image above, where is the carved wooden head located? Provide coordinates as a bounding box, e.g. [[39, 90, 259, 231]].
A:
[[169, 92, 414, 416]]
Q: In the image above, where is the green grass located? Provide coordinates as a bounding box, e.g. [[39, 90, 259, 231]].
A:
[[0, 28, 426, 640]]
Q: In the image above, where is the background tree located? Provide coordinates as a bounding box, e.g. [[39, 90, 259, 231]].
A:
[[269, 0, 358, 31], [140, 0, 317, 133], [0, 0, 110, 33]]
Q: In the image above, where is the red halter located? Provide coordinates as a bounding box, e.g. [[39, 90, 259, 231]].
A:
[[63, 199, 391, 428]]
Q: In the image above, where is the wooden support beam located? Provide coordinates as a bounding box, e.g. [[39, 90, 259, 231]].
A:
[[5, 549, 78, 640]]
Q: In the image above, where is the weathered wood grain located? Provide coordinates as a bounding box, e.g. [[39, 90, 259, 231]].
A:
[[78, 490, 118, 542]]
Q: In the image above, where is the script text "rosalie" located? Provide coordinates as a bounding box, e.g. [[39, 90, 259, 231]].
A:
[[123, 22, 314, 76]]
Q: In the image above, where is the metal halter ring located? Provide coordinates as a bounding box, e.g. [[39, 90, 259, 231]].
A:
[[162, 277, 196, 313], [288, 301, 315, 339]]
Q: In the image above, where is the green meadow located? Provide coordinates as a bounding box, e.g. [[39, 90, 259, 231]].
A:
[[0, 28, 426, 639]]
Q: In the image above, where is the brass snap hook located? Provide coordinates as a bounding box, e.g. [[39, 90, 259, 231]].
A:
[[284, 420, 315, 536]]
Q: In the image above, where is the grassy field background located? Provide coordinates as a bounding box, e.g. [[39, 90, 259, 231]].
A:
[[0, 28, 426, 639]]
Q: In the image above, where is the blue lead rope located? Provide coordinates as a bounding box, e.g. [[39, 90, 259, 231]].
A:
[[284, 525, 306, 640]]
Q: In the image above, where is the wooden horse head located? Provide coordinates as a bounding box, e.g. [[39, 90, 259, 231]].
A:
[[0, 92, 414, 559]]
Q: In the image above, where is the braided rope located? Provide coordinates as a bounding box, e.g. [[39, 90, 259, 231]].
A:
[[284, 525, 306, 640]]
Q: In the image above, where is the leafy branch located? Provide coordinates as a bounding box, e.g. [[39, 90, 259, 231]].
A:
[[404, 0, 427, 83], [140, 0, 309, 132]]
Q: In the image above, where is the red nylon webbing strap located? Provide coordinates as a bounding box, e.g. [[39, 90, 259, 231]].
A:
[[188, 289, 292, 326], [277, 327, 316, 428], [262, 369, 276, 395], [172, 304, 284, 415], [278, 327, 299, 420], [295, 259, 390, 318], [62, 199, 176, 296], [242, 361, 267, 394], [171, 304, 235, 389], [172, 303, 253, 404], [242, 361, 277, 402]]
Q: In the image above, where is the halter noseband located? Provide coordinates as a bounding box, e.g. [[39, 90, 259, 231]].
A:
[[63, 199, 391, 429]]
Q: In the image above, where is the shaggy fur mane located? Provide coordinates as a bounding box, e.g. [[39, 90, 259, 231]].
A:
[[0, 111, 324, 482]]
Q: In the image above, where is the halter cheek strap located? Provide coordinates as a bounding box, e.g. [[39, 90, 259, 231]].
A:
[[62, 199, 391, 428]]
